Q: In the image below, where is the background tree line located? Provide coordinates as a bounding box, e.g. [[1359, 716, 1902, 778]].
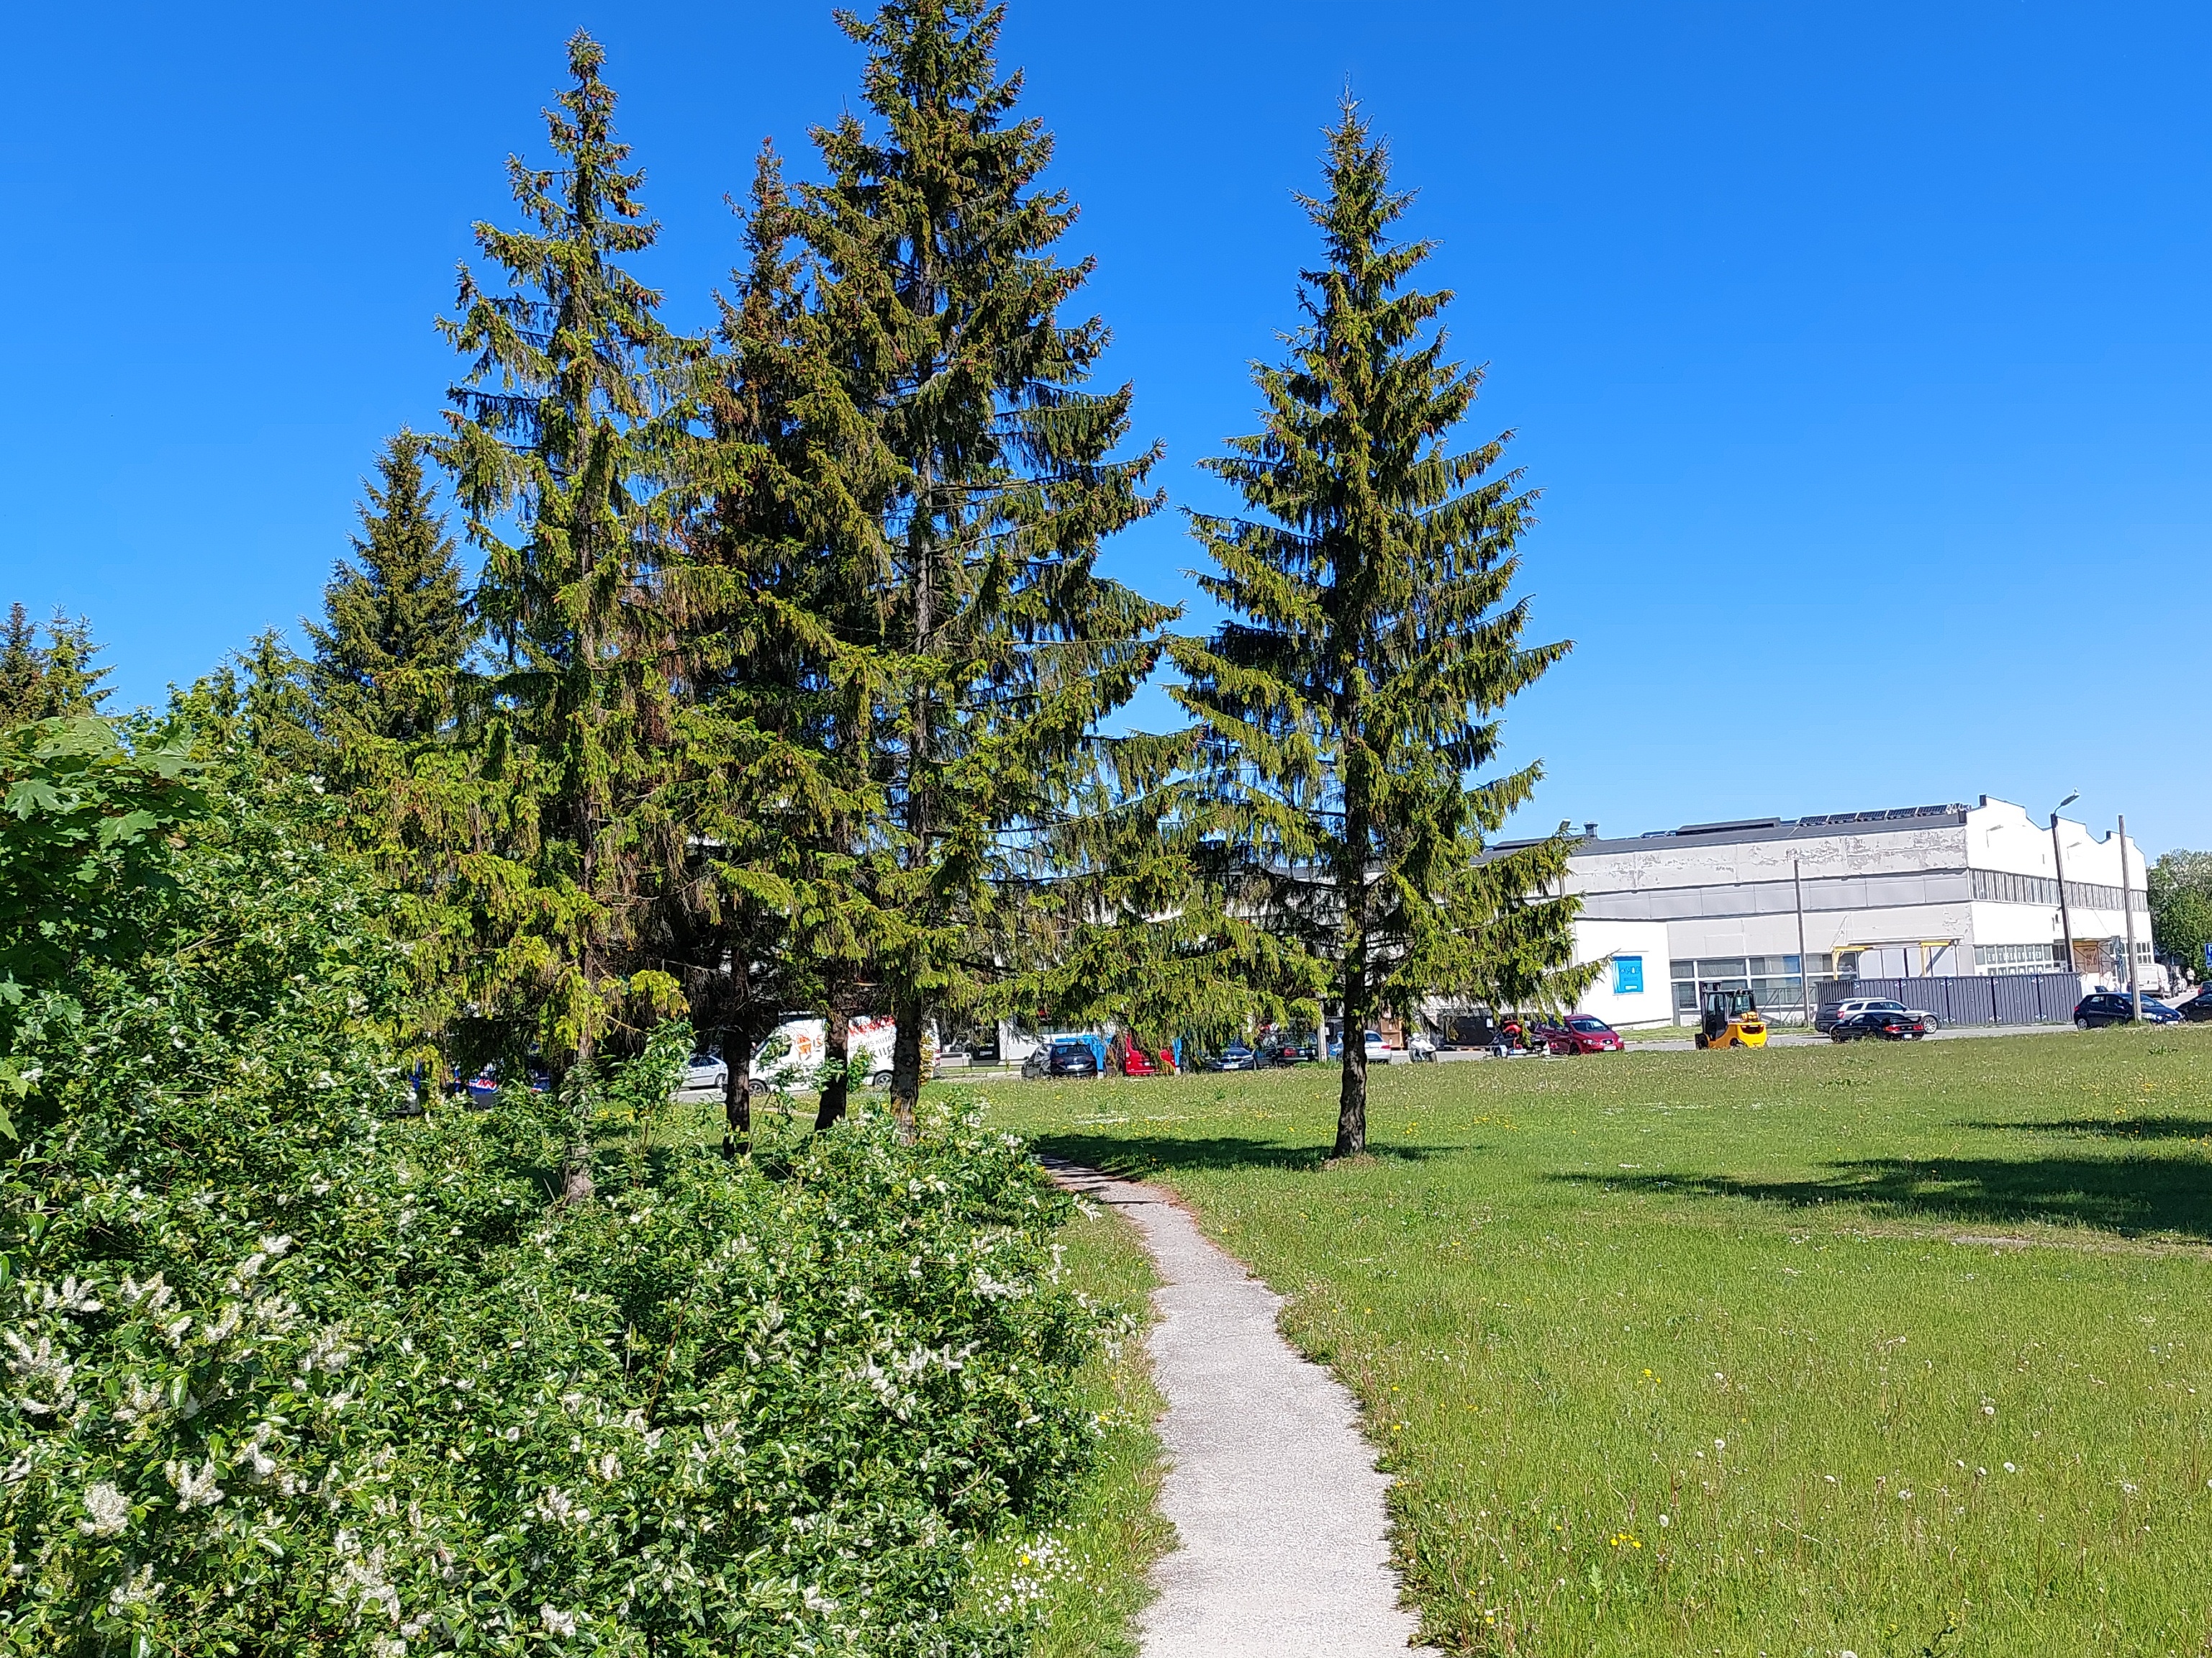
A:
[[7, 0, 1586, 1163]]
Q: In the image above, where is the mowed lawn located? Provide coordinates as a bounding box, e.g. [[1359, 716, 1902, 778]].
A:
[[978, 1028, 2212, 1657]]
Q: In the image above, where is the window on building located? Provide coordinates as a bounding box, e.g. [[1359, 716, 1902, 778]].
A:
[[1973, 941, 2065, 969]]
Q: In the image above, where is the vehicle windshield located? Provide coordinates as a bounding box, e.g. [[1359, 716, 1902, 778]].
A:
[[1567, 1018, 1608, 1033]]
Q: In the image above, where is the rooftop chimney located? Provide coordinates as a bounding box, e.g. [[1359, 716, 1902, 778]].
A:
[[1583, 822, 1599, 840]]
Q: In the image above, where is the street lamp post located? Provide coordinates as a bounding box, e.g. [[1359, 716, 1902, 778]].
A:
[[2049, 792, 2080, 979], [2119, 812, 2143, 1024]]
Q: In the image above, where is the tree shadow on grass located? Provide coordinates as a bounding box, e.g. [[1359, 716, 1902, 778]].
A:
[[1962, 1116, 2212, 1143], [1555, 1153, 2212, 1241], [1032, 1131, 1448, 1180]]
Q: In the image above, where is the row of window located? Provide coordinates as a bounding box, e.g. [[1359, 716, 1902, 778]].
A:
[[1973, 942, 2066, 967], [1971, 868, 2149, 912], [1669, 953, 1859, 982]]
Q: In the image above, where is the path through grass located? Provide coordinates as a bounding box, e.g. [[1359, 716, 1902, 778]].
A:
[[977, 1028, 2212, 1656]]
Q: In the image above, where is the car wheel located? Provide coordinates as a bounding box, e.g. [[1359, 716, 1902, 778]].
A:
[[2075, 1016, 2091, 1030], [1920, 1016, 1940, 1032], [1831, 1031, 1849, 1043], [871, 1070, 894, 1090], [746, 1077, 769, 1099]]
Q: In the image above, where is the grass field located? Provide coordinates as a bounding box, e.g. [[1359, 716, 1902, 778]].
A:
[[987, 1201, 1171, 1658], [976, 1028, 2212, 1657]]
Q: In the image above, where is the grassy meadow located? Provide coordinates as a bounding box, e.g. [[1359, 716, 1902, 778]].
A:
[[975, 1028, 2212, 1657]]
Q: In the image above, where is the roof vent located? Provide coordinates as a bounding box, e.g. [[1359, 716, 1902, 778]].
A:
[[1675, 817, 1782, 836]]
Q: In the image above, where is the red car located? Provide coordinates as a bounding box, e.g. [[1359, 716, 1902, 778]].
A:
[[1537, 1015, 1623, 1055], [1115, 1043, 1174, 1077]]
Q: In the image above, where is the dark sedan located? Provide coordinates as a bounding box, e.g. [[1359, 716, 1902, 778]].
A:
[[1202, 1042, 1258, 1072], [1040, 1039, 1101, 1078], [2073, 992, 2182, 1029], [2176, 988, 2212, 1023], [1829, 1010, 1929, 1042]]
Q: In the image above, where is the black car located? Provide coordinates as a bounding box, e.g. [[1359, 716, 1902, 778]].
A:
[[1023, 1038, 1100, 1079], [2073, 992, 2182, 1029], [1256, 1037, 1318, 1066], [1202, 1042, 1257, 1072], [2176, 988, 2212, 1023], [1829, 1010, 1930, 1042]]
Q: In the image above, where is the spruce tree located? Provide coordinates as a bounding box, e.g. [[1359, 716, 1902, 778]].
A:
[[307, 431, 471, 749], [1171, 106, 1591, 1159], [0, 606, 110, 726], [663, 143, 892, 1146], [437, 32, 693, 1196], [792, 0, 1173, 1127]]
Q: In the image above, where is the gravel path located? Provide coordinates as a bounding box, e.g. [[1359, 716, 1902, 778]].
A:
[[1045, 1158, 1436, 1658]]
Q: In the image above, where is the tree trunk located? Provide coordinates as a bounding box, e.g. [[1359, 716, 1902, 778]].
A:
[[1334, 784, 1372, 1160], [558, 1048, 596, 1203], [889, 998, 924, 1140], [815, 1005, 851, 1131], [1335, 976, 1369, 1159], [720, 1034, 753, 1157]]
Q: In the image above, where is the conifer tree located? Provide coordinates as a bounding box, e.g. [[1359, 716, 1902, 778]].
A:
[[1171, 106, 1591, 1159], [664, 143, 892, 1146], [307, 431, 472, 750], [792, 0, 1174, 1126], [437, 32, 693, 1196], [0, 606, 110, 726]]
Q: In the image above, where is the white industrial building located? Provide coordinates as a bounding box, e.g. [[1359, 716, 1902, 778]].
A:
[[1546, 797, 2155, 1026]]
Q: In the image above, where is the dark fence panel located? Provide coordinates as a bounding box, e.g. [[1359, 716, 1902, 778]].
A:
[[1827, 974, 2082, 1026]]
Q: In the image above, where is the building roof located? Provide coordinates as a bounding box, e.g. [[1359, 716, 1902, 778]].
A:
[[1512, 803, 1975, 857]]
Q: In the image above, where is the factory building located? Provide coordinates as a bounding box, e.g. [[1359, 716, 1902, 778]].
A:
[[1551, 797, 2154, 1025]]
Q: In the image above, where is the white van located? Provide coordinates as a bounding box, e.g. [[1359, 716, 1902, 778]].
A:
[[747, 1015, 935, 1096]]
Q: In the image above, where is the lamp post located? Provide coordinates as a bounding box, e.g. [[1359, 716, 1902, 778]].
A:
[[2049, 791, 2079, 979], [2118, 813, 2142, 1024]]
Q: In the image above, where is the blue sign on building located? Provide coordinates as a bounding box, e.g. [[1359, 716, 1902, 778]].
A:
[[1614, 954, 1645, 995]]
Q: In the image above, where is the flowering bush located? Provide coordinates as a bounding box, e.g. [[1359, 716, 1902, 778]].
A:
[[0, 743, 1101, 1654]]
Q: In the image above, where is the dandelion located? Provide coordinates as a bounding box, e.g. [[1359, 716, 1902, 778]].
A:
[[1713, 1438, 1726, 1451], [1656, 1513, 1669, 1528], [2003, 1462, 2017, 1473], [78, 1482, 130, 1537]]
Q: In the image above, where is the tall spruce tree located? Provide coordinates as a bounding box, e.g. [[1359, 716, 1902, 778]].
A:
[[666, 144, 894, 1146], [1171, 107, 1591, 1159], [307, 431, 472, 750], [438, 32, 693, 1196], [0, 606, 110, 726], [792, 0, 1174, 1127]]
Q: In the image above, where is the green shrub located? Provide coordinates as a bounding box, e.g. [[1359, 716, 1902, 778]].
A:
[[0, 733, 1102, 1654]]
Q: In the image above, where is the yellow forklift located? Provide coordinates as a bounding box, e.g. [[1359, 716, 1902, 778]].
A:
[[1695, 985, 1768, 1048]]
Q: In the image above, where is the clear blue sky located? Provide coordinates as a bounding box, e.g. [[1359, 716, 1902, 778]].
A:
[[5, 1, 2207, 853]]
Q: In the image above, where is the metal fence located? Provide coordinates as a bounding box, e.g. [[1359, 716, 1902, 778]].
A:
[[1826, 974, 2083, 1026]]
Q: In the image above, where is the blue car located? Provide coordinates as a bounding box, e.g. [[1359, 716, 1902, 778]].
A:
[[2073, 992, 2180, 1029]]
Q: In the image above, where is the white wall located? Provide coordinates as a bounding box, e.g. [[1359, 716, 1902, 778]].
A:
[[1571, 919, 1672, 1028]]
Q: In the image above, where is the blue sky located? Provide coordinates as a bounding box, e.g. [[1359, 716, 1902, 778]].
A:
[[4, 1, 2208, 852]]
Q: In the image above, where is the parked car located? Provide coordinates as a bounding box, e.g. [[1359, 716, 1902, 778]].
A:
[[1202, 1041, 1258, 1072], [1115, 1041, 1173, 1077], [1829, 1009, 1930, 1041], [1816, 997, 1941, 1034], [1256, 1036, 1318, 1066], [1536, 1015, 1623, 1055], [2073, 992, 2182, 1029], [1023, 1037, 1101, 1079], [2175, 988, 2212, 1023], [681, 1051, 728, 1094], [449, 1059, 553, 1107]]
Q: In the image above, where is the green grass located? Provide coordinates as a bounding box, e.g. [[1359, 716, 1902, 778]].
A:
[[974, 1028, 2212, 1657], [958, 1195, 1171, 1657]]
